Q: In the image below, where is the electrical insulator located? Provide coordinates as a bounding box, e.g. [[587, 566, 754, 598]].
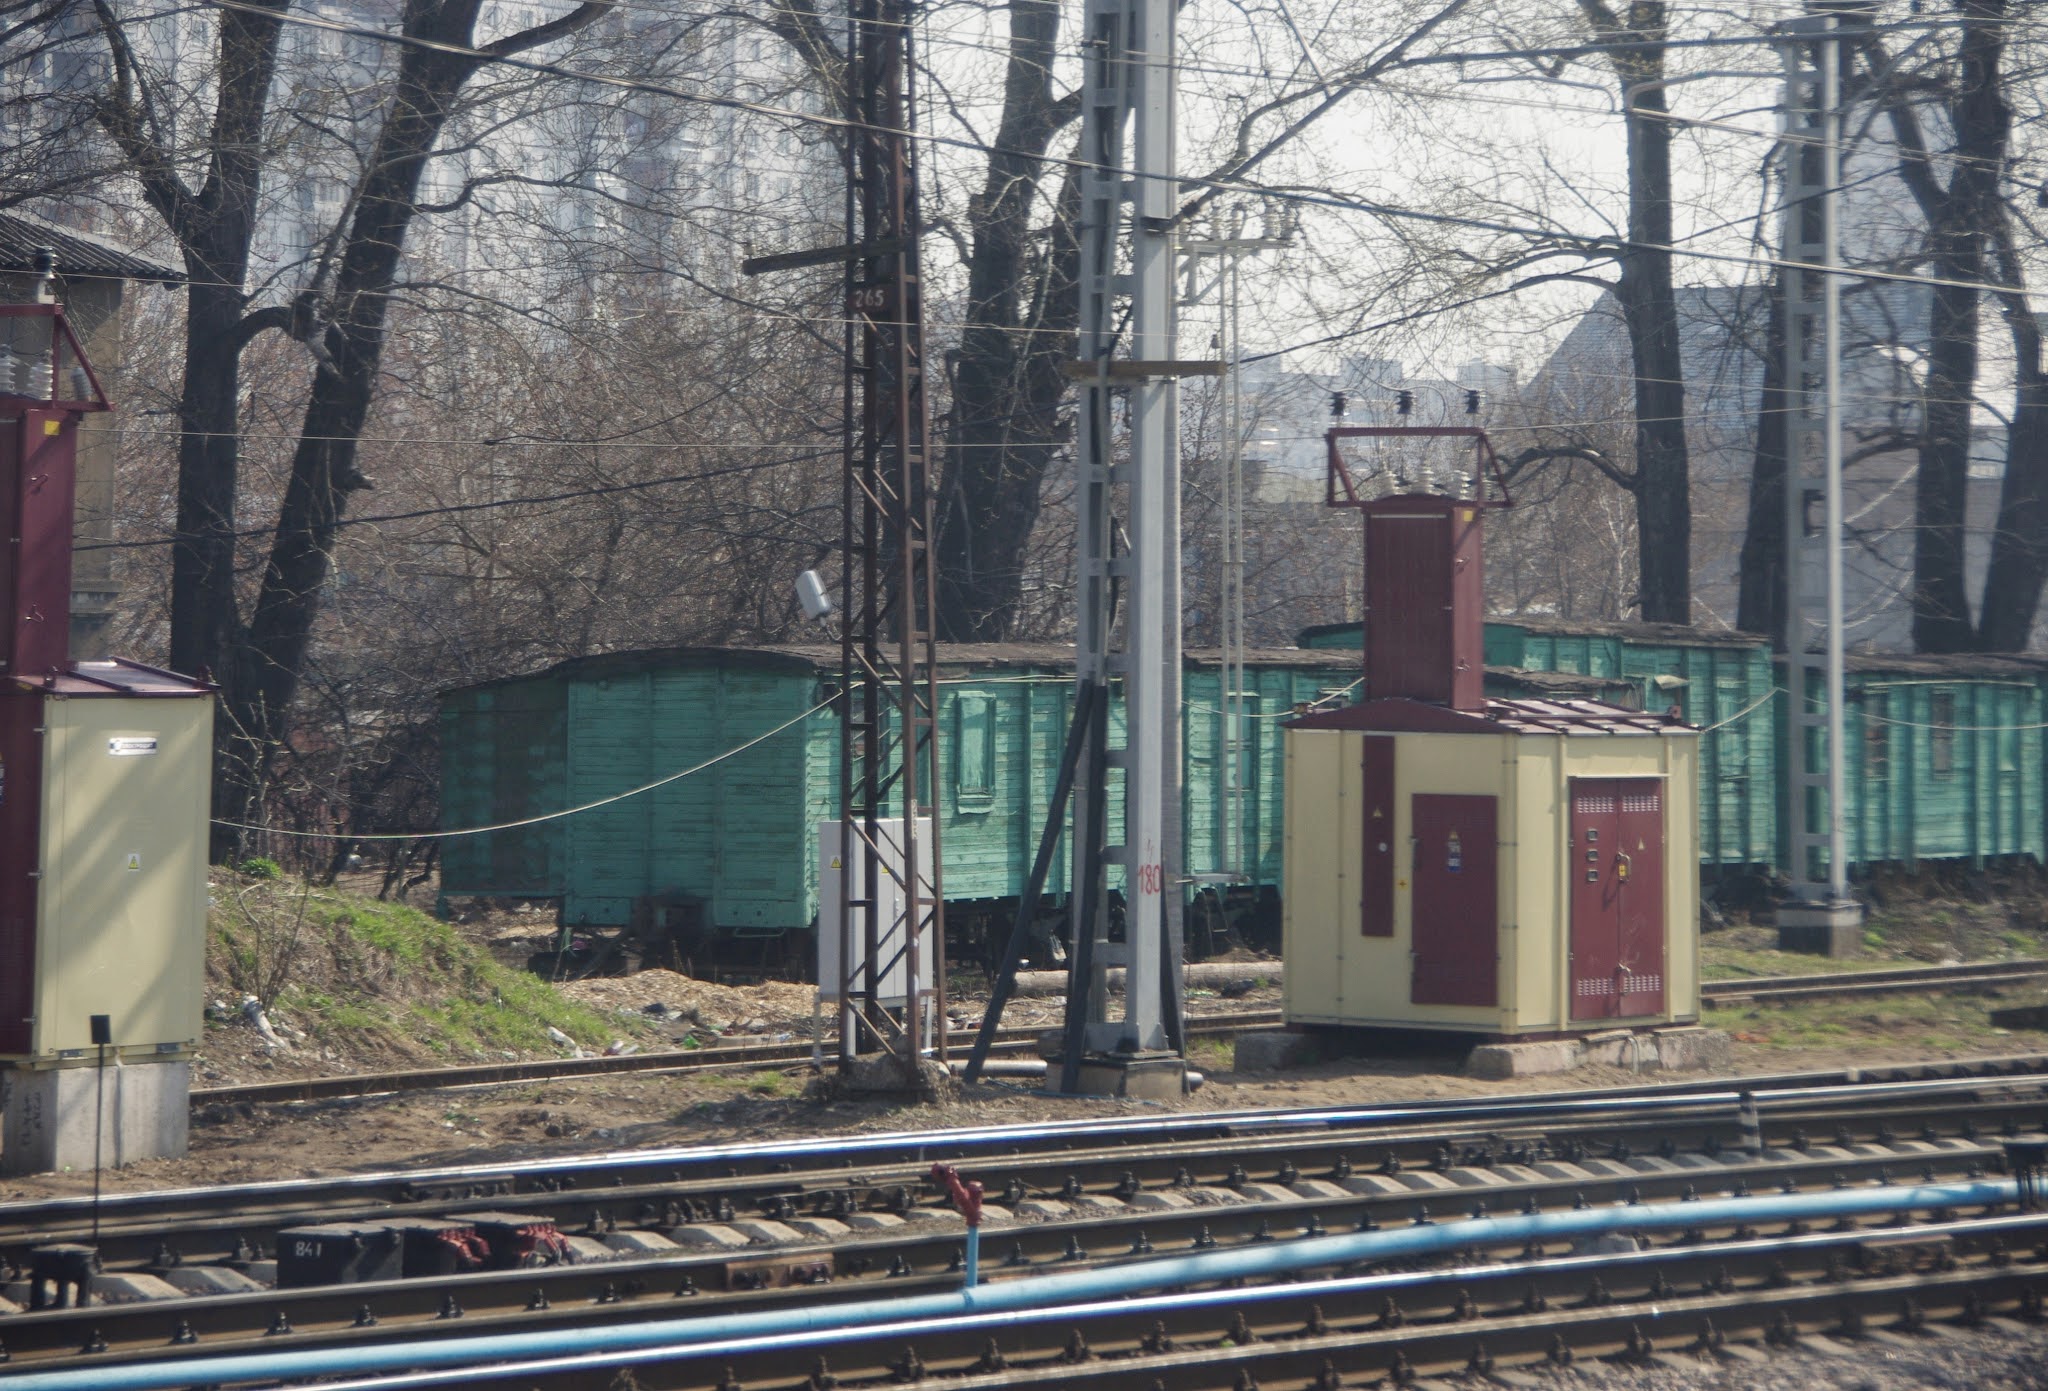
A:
[[1330, 390, 1348, 419], [1465, 389, 1481, 415], [1395, 389, 1413, 417]]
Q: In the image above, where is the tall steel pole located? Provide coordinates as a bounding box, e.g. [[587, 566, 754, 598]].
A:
[[1775, 6, 1862, 951], [1181, 203, 1295, 883], [838, 0, 945, 1076], [1061, 0, 1190, 1093]]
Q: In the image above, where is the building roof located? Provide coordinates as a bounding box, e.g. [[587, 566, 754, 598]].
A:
[[9, 658, 214, 697], [0, 211, 182, 284], [1287, 696, 1696, 737]]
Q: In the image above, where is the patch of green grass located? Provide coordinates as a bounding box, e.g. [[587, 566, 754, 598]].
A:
[[1186, 1038, 1234, 1074], [215, 886, 613, 1059], [1709, 992, 2010, 1054], [1700, 944, 1895, 980]]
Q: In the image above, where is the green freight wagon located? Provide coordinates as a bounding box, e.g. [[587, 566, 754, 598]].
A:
[[1300, 617, 1779, 867], [1306, 616, 2048, 876], [438, 644, 1359, 970], [1821, 653, 2048, 871]]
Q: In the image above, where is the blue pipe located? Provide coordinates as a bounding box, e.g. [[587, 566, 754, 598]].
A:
[[2, 1181, 2011, 1391], [300, 1206, 2048, 1391]]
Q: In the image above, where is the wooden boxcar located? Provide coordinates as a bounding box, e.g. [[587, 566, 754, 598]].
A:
[[1304, 617, 2048, 876], [1826, 653, 2048, 870], [438, 644, 1360, 965]]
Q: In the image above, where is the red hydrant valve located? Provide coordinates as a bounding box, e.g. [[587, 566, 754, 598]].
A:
[[928, 1162, 984, 1228]]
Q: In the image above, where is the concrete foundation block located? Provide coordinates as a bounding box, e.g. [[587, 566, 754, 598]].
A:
[[1, 1059, 190, 1175], [1652, 1027, 1733, 1072], [725, 1220, 804, 1244], [1066, 1055, 1187, 1100], [841, 1212, 906, 1231], [93, 1272, 184, 1302], [1777, 900, 1865, 957], [1287, 1179, 1352, 1200], [161, 1266, 266, 1296], [665, 1224, 751, 1250], [1234, 1031, 1314, 1073], [1126, 1191, 1192, 1211], [1466, 1039, 1581, 1079]]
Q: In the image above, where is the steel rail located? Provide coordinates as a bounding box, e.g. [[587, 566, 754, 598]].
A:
[[185, 956, 2048, 1110], [1704, 957, 2048, 1003], [298, 1208, 2048, 1391], [1, 1181, 2012, 1390], [1, 1124, 2019, 1370], [11, 1059, 2048, 1268], [189, 1012, 1281, 1108]]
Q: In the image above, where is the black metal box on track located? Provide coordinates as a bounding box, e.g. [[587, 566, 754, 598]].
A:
[[276, 1223, 403, 1287], [464, 1212, 574, 1268], [384, 1218, 487, 1277]]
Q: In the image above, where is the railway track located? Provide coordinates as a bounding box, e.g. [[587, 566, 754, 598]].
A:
[[1702, 957, 2048, 1004], [7, 1165, 2044, 1387], [189, 1010, 1278, 1108], [7, 1061, 2048, 1379], [43, 1051, 2048, 1263], [188, 957, 2048, 1111], [375, 1208, 2048, 1391]]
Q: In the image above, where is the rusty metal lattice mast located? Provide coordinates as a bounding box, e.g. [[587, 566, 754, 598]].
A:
[[837, 0, 945, 1077]]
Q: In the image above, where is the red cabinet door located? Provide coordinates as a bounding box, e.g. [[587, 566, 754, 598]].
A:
[[1409, 793, 1497, 1007], [1570, 779, 1667, 1019]]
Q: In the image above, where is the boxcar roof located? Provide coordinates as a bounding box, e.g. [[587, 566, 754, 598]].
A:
[[1492, 615, 1768, 650], [442, 642, 1365, 698], [1298, 617, 1769, 652], [1829, 651, 2048, 680]]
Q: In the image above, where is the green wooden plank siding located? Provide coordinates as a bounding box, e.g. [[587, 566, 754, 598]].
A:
[[442, 653, 1347, 931], [554, 667, 819, 930], [1838, 675, 2044, 869], [437, 678, 567, 897], [1182, 663, 1353, 885]]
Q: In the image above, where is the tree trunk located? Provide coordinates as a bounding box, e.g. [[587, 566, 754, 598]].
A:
[[1582, 0, 1690, 625], [169, 278, 250, 686], [1912, 265, 1981, 652], [1614, 29, 1688, 623], [1974, 267, 2047, 649], [933, 0, 1078, 641], [1736, 275, 1788, 645], [1865, 1, 2010, 652], [218, 49, 473, 836]]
